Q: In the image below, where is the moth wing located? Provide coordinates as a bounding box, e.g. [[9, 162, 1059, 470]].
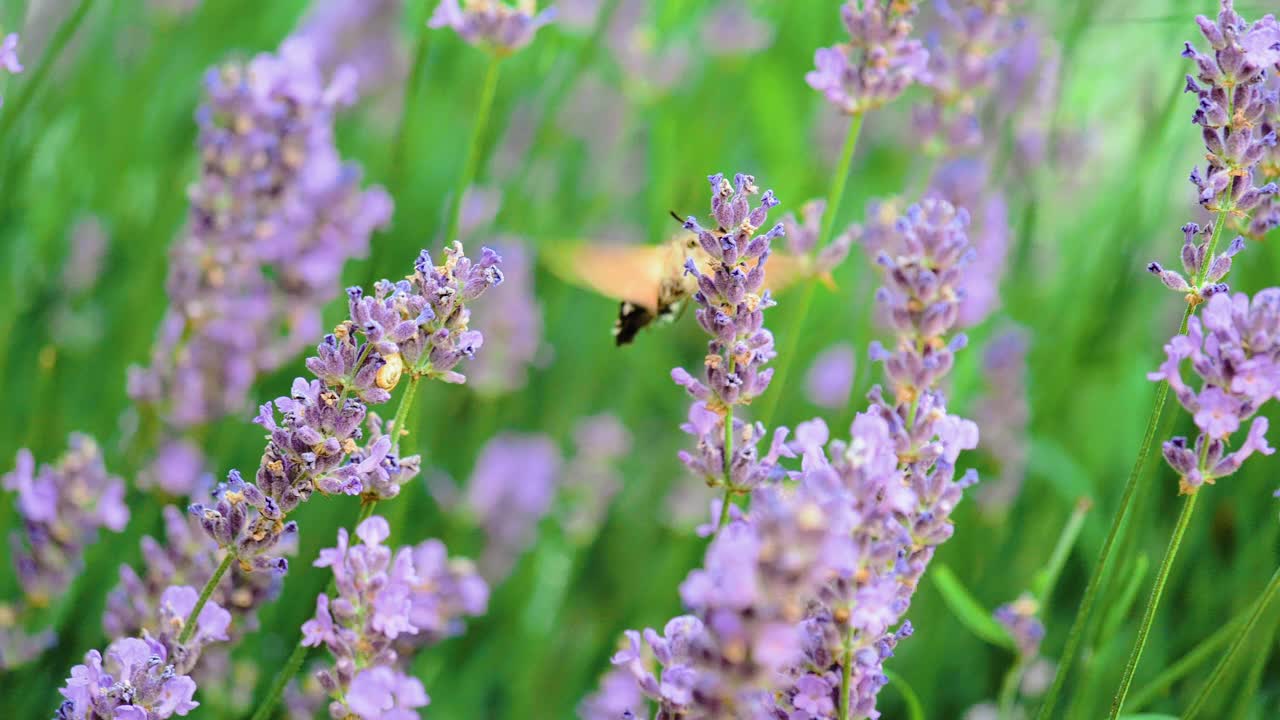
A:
[[550, 243, 666, 311], [762, 252, 815, 293]]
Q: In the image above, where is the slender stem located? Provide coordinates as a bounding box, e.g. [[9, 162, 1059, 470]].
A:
[[1035, 305, 1192, 720], [389, 375, 421, 453], [717, 358, 737, 530], [758, 111, 866, 427], [1126, 605, 1248, 711], [386, 3, 434, 196], [250, 639, 309, 720], [1195, 205, 1231, 288], [176, 552, 234, 646], [0, 0, 95, 139], [442, 56, 502, 247], [1183, 565, 1280, 719], [1107, 491, 1200, 718], [1033, 498, 1091, 605], [998, 656, 1027, 720], [884, 669, 925, 720], [837, 623, 855, 720]]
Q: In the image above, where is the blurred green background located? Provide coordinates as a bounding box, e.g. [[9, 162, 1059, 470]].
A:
[[1, 0, 1279, 718]]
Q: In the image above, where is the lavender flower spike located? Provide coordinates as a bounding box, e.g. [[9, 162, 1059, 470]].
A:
[[673, 172, 791, 495], [1148, 289, 1280, 494], [429, 0, 556, 55], [806, 1, 929, 115], [302, 516, 485, 719], [1149, 1, 1280, 299], [190, 243, 501, 572]]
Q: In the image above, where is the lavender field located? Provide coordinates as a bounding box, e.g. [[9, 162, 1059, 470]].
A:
[[1, 0, 1279, 718]]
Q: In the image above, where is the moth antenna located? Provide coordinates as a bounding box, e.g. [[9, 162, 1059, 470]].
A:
[[668, 210, 685, 225]]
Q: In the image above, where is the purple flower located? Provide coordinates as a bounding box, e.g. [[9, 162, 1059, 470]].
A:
[[699, 0, 774, 57], [303, 516, 483, 717], [579, 667, 645, 720], [1150, 289, 1280, 493], [973, 327, 1031, 514], [805, 342, 857, 409], [0, 33, 20, 108], [806, 1, 929, 114], [56, 610, 235, 720], [462, 432, 562, 580], [3, 435, 128, 619], [346, 666, 429, 720], [128, 38, 392, 432], [1153, 1, 1280, 295], [429, 0, 555, 54], [466, 237, 545, 395], [292, 0, 405, 99], [995, 594, 1045, 658], [138, 439, 209, 497]]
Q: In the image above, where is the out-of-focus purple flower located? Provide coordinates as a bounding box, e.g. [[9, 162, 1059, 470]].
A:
[[560, 414, 632, 541], [912, 0, 1017, 153], [1249, 74, 1280, 238], [128, 38, 392, 437], [995, 594, 1045, 658], [138, 439, 209, 497], [806, 1, 929, 115], [606, 0, 695, 99], [428, 0, 555, 55], [3, 435, 128, 612], [467, 237, 545, 395], [805, 342, 856, 409], [780, 198, 855, 283], [303, 516, 482, 718], [0, 33, 20, 107], [579, 666, 645, 720], [293, 0, 405, 98], [699, 0, 774, 56], [1149, 289, 1280, 494], [973, 326, 1030, 514], [347, 666, 429, 720], [927, 157, 1010, 327], [462, 432, 562, 580]]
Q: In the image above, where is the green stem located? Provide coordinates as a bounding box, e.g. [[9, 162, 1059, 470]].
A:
[[1107, 491, 1200, 719], [717, 359, 737, 530], [1195, 206, 1231, 289], [884, 669, 925, 720], [1033, 498, 1091, 605], [385, 3, 434, 196], [837, 623, 855, 720], [1036, 306, 1192, 720], [0, 0, 95, 139], [250, 639, 309, 720], [1126, 606, 1247, 711], [176, 552, 234, 646], [389, 375, 421, 453], [442, 56, 502, 247], [1182, 565, 1280, 719], [758, 111, 866, 427], [998, 656, 1027, 720]]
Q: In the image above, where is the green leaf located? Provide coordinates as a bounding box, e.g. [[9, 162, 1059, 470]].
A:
[[884, 669, 925, 720], [1117, 715, 1180, 719], [930, 564, 1015, 650]]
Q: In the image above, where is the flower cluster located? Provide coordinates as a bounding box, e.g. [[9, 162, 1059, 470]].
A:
[[293, 0, 404, 98], [672, 172, 786, 495], [1253, 78, 1280, 238], [1, 435, 128, 667], [0, 33, 20, 107], [806, 1, 929, 115], [301, 516, 487, 720], [973, 326, 1031, 514], [926, 158, 1010, 327], [429, 0, 556, 55], [57, 586, 233, 720], [1148, 2, 1279, 300], [994, 594, 1045, 659], [779, 198, 856, 285], [128, 38, 392, 438], [190, 243, 501, 573], [1182, 3, 1278, 216], [1148, 289, 1280, 494], [613, 479, 851, 718], [912, 0, 1017, 152]]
